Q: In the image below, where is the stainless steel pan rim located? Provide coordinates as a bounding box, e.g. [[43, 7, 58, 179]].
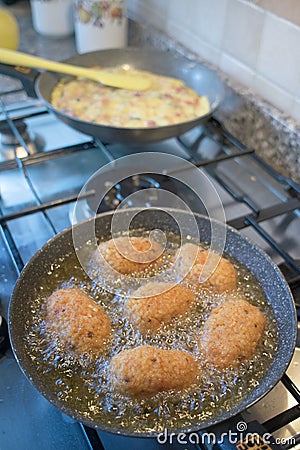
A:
[[8, 208, 297, 438]]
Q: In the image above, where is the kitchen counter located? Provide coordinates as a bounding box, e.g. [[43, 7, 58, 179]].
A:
[[1, 0, 299, 183], [0, 0, 76, 59]]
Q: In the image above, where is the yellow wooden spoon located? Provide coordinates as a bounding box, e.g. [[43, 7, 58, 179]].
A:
[[0, 48, 151, 90]]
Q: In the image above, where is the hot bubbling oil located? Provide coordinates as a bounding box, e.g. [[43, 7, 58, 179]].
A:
[[26, 232, 278, 433]]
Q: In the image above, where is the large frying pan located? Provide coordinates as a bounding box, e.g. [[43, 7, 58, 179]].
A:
[[9, 208, 297, 437], [0, 48, 224, 143]]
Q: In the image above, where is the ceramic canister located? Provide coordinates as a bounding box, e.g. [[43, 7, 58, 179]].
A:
[[30, 0, 74, 37], [74, 0, 127, 53]]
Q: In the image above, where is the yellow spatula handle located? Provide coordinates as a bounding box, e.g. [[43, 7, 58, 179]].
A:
[[0, 48, 151, 90]]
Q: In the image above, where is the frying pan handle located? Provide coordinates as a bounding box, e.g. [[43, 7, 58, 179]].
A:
[[0, 63, 39, 98]]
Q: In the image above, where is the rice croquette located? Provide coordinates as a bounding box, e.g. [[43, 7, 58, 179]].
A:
[[127, 281, 196, 332], [109, 346, 199, 396], [94, 236, 162, 275], [176, 244, 237, 293], [199, 297, 266, 369], [45, 288, 111, 354], [173, 242, 204, 276]]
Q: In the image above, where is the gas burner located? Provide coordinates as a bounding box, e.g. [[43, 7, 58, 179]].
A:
[[71, 174, 164, 223], [102, 174, 161, 210], [0, 122, 28, 146], [0, 120, 45, 161], [278, 259, 300, 310], [72, 172, 208, 224], [80, 173, 166, 216], [1, 77, 300, 449]]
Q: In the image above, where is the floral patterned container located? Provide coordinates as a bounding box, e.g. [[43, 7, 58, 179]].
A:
[[74, 0, 127, 53], [30, 0, 74, 37]]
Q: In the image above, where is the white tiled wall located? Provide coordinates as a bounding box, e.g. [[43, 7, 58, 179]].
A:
[[127, 0, 300, 122]]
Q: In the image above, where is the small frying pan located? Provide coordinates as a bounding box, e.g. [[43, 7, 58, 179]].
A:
[[0, 48, 224, 143], [8, 208, 297, 437]]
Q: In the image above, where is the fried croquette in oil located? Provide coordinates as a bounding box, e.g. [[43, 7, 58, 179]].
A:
[[94, 236, 162, 275], [127, 281, 196, 333], [109, 345, 199, 396], [45, 288, 111, 354], [199, 297, 266, 369], [175, 244, 237, 293]]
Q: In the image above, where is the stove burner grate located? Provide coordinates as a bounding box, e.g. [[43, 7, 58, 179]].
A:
[[0, 88, 299, 449]]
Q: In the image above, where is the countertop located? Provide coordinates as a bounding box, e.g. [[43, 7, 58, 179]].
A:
[[1, 0, 299, 183], [0, 0, 76, 59]]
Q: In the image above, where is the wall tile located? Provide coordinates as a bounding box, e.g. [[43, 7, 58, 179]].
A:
[[220, 53, 255, 87], [290, 98, 300, 123], [253, 75, 294, 113], [127, 0, 300, 119], [127, 0, 169, 29], [165, 0, 193, 28], [127, 0, 142, 20], [142, 0, 170, 29], [185, 35, 221, 66], [165, 20, 221, 65], [257, 13, 300, 95], [189, 0, 228, 47], [222, 0, 265, 68], [249, 0, 300, 26], [296, 79, 300, 100]]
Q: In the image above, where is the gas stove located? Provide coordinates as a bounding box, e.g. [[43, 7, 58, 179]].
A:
[[0, 78, 299, 450]]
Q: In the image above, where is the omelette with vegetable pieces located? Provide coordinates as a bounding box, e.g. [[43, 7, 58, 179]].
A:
[[51, 67, 210, 128]]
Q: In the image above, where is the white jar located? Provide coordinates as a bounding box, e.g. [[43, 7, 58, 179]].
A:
[[30, 0, 74, 38], [74, 0, 127, 54]]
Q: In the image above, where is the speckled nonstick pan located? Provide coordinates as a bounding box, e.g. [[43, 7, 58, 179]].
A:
[[0, 48, 224, 143], [9, 209, 297, 437]]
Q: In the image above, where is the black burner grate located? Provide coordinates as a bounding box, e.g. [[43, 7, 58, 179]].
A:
[[0, 82, 299, 450]]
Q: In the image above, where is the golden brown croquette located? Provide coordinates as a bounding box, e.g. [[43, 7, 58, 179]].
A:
[[199, 297, 266, 369], [174, 242, 205, 274], [175, 244, 237, 293], [109, 345, 199, 396], [94, 236, 162, 275], [45, 288, 111, 354], [127, 281, 196, 332]]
